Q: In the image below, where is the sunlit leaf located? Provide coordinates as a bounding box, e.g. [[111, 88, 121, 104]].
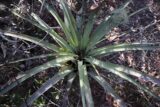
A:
[[86, 57, 160, 99], [2, 30, 59, 52], [78, 61, 94, 107], [38, 0, 75, 46], [0, 56, 74, 95], [91, 43, 160, 56], [86, 57, 160, 86], [12, 11, 72, 51], [66, 72, 76, 92]]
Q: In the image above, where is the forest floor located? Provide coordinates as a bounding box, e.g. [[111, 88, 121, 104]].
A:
[[0, 0, 160, 107]]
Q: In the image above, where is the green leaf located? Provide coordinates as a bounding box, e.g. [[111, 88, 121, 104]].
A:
[[0, 56, 74, 95], [78, 61, 86, 107], [81, 14, 96, 50], [20, 68, 72, 107], [88, 1, 131, 49], [66, 72, 76, 92], [78, 61, 94, 107], [12, 11, 72, 51], [90, 43, 160, 56], [2, 30, 59, 52], [31, 12, 73, 50], [0, 52, 76, 67], [113, 71, 160, 100], [31, 13, 50, 29], [86, 57, 160, 99], [86, 57, 160, 86], [89, 72, 127, 107], [60, 0, 79, 47], [38, 0, 75, 46], [0, 53, 55, 67]]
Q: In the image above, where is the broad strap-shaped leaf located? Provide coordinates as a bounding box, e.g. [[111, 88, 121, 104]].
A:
[[31, 12, 50, 29], [1, 30, 59, 52], [86, 57, 160, 86], [88, 0, 131, 49], [66, 72, 76, 92], [0, 56, 74, 95], [111, 71, 160, 100], [12, 11, 72, 51], [0, 53, 54, 67], [0, 52, 76, 67], [20, 69, 73, 107], [31, 12, 73, 50], [86, 57, 160, 99], [78, 61, 94, 107], [78, 61, 86, 107], [89, 72, 127, 107], [38, 0, 75, 46], [81, 13, 96, 50], [60, 0, 79, 47], [90, 43, 160, 56]]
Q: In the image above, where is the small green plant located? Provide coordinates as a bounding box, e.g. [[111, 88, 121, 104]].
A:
[[0, 0, 160, 107]]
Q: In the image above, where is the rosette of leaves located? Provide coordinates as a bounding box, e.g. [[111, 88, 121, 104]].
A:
[[0, 0, 160, 107]]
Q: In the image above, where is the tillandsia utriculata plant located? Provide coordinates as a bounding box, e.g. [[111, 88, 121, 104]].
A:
[[0, 0, 160, 107]]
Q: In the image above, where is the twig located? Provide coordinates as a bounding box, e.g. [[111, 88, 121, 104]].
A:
[[129, 7, 148, 17], [144, 20, 160, 30], [23, 33, 48, 51], [39, 0, 46, 14], [43, 94, 60, 107]]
